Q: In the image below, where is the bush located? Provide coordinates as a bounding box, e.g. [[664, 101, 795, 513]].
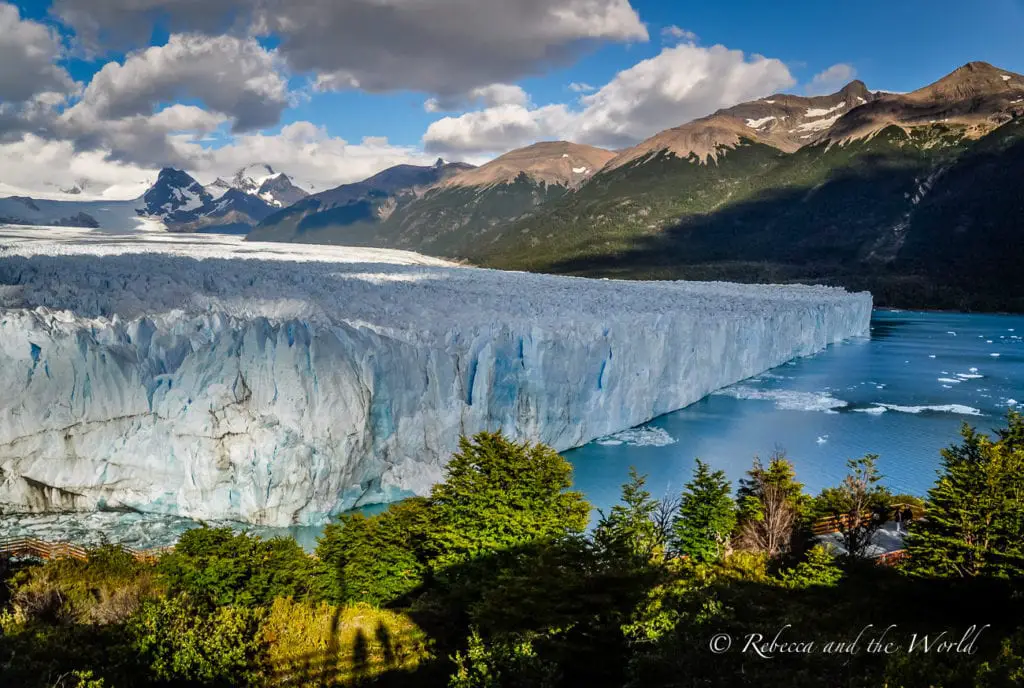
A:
[[128, 593, 267, 686], [156, 528, 329, 608]]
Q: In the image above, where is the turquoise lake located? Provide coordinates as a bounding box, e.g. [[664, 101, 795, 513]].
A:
[[566, 309, 1024, 515]]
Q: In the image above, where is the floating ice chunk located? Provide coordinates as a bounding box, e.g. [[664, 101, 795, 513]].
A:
[[947, 331, 956, 336], [713, 386, 848, 412], [853, 406, 888, 415], [937, 377, 961, 383], [596, 426, 677, 447], [956, 373, 983, 379], [1009, 399, 1019, 406], [816, 435, 829, 444], [928, 355, 936, 358], [991, 353, 1002, 357], [873, 404, 982, 416], [970, 367, 979, 372]]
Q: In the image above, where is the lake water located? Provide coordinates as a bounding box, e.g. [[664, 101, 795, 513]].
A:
[[567, 309, 1024, 515], [3, 310, 1021, 550]]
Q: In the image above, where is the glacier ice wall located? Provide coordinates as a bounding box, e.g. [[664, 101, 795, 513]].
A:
[[0, 227, 872, 526]]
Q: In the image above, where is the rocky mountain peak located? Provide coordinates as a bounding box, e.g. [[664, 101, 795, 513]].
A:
[[826, 62, 1024, 143], [439, 141, 616, 189]]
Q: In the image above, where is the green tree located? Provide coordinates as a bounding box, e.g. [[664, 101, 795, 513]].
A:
[[426, 433, 590, 569], [316, 498, 431, 605], [593, 468, 662, 567], [735, 453, 810, 557], [156, 528, 328, 608], [814, 454, 891, 558], [904, 413, 1024, 578], [671, 460, 736, 563]]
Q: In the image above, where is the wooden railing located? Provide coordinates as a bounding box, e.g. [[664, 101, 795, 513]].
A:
[[0, 536, 173, 563], [811, 502, 924, 536]]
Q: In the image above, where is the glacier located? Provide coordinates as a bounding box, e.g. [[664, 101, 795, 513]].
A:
[[0, 225, 872, 526]]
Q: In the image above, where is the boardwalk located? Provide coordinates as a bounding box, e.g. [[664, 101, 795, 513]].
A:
[[0, 536, 171, 563]]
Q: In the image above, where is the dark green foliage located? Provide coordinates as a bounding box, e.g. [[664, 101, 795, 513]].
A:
[[156, 527, 329, 608], [671, 460, 736, 563], [814, 454, 891, 558], [448, 629, 559, 688], [593, 468, 662, 567], [128, 593, 267, 686], [777, 544, 843, 589], [904, 412, 1024, 578], [317, 498, 431, 605], [427, 432, 590, 569]]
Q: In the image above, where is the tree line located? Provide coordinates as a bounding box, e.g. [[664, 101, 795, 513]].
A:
[[2, 413, 1023, 687]]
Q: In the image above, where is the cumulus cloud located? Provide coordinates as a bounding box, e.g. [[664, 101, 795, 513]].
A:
[[424, 42, 796, 155], [51, 0, 649, 95], [66, 33, 289, 132], [0, 133, 159, 199], [806, 63, 857, 95], [661, 25, 698, 43], [425, 84, 530, 113], [0, 3, 78, 103]]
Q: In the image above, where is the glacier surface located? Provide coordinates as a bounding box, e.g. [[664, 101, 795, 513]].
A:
[[0, 225, 872, 526]]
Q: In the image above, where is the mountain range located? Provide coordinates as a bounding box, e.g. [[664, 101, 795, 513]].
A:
[[2, 61, 1022, 310], [0, 165, 308, 233], [250, 61, 1022, 311]]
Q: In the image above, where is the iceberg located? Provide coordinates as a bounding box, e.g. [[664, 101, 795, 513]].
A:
[[0, 226, 872, 526]]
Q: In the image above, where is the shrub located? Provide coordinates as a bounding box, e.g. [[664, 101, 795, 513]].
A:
[[128, 593, 267, 686], [156, 528, 329, 608]]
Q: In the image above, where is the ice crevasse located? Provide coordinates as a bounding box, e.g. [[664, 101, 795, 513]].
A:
[[0, 228, 872, 526]]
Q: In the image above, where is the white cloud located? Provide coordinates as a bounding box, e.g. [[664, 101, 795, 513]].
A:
[[0, 3, 77, 104], [65, 33, 289, 132], [806, 63, 857, 95], [0, 121, 471, 199], [52, 0, 649, 96], [424, 42, 796, 154], [661, 25, 698, 43], [569, 82, 596, 93], [0, 134, 158, 199], [424, 83, 530, 113]]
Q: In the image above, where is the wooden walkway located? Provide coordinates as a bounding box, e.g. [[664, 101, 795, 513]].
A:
[[0, 536, 171, 563]]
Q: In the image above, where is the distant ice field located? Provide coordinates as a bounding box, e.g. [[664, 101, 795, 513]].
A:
[[0, 225, 871, 527]]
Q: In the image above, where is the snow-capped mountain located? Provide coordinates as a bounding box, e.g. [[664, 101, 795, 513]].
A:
[[137, 168, 277, 232], [138, 168, 214, 224], [228, 164, 310, 208]]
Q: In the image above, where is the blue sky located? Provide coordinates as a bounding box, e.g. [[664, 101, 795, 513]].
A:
[[1, 0, 1023, 196]]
